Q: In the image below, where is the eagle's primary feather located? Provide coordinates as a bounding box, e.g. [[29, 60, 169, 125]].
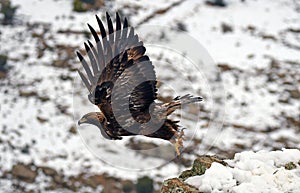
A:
[[77, 12, 202, 155]]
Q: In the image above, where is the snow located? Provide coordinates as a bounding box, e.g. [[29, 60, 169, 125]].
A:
[[186, 149, 300, 193], [1, 0, 300, 191]]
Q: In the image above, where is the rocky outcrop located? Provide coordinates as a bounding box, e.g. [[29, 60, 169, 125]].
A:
[[11, 163, 38, 183], [161, 178, 200, 193], [161, 155, 227, 193], [161, 150, 300, 193]]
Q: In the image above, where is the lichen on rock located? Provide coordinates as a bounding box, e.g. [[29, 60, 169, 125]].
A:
[[179, 155, 227, 181], [161, 155, 228, 193], [161, 178, 200, 193]]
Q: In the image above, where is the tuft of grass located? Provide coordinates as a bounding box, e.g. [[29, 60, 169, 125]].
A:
[[0, 0, 18, 25]]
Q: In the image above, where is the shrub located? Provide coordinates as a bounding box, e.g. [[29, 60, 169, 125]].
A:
[[136, 176, 154, 193], [72, 0, 104, 12], [81, 0, 96, 4], [0, 54, 7, 68], [73, 0, 87, 12], [0, 0, 18, 25], [0, 54, 8, 78]]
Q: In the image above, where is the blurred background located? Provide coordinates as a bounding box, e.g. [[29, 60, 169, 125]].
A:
[[0, 0, 299, 192]]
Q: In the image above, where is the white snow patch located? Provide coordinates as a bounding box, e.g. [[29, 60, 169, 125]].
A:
[[186, 149, 300, 193]]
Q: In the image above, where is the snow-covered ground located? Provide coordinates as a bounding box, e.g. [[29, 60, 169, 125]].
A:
[[0, 0, 299, 192], [186, 149, 300, 193]]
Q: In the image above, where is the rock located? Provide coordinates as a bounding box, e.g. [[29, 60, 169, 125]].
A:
[[270, 59, 280, 69], [221, 23, 233, 33], [287, 28, 300, 33], [161, 155, 228, 192], [126, 138, 175, 159], [122, 180, 135, 193], [19, 91, 38, 97], [40, 166, 58, 176], [247, 54, 255, 59], [84, 174, 104, 189], [126, 138, 158, 150], [59, 74, 73, 81], [289, 89, 300, 99], [161, 178, 200, 193], [217, 63, 233, 72], [20, 144, 30, 154], [261, 34, 277, 41], [179, 155, 228, 181], [52, 59, 70, 68], [36, 116, 48, 123], [38, 95, 50, 102], [11, 163, 37, 183], [285, 162, 297, 170], [247, 25, 256, 32], [0, 71, 7, 79], [19, 90, 50, 102], [53, 174, 64, 184], [177, 22, 187, 32], [205, 0, 227, 7], [162, 150, 300, 192], [69, 126, 77, 134]]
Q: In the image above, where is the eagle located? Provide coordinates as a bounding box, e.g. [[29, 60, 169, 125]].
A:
[[77, 12, 202, 156]]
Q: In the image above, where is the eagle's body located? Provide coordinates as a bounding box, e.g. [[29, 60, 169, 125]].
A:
[[77, 13, 202, 155]]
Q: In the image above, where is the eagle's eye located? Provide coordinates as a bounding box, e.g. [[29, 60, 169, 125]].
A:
[[95, 112, 106, 124]]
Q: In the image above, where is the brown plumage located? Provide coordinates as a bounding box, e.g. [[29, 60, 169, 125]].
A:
[[77, 12, 202, 156]]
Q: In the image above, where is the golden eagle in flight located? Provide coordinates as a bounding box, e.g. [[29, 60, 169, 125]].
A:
[[77, 12, 202, 155]]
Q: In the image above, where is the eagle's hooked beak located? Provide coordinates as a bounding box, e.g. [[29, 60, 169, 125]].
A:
[[78, 117, 87, 125], [78, 113, 96, 125]]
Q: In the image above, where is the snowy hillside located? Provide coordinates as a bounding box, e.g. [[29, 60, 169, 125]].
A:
[[0, 0, 299, 192]]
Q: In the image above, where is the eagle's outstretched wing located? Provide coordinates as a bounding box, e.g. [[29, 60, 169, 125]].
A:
[[77, 12, 157, 130]]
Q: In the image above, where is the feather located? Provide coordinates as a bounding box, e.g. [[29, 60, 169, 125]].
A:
[[84, 42, 98, 76], [106, 12, 115, 58], [123, 17, 128, 29], [116, 12, 121, 31], [87, 24, 105, 71], [115, 12, 122, 56], [77, 70, 92, 91], [106, 12, 114, 36], [76, 51, 94, 83], [87, 40, 101, 72], [87, 24, 100, 42], [96, 15, 107, 38]]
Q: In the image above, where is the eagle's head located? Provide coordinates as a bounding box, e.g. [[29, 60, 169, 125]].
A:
[[78, 112, 112, 139]]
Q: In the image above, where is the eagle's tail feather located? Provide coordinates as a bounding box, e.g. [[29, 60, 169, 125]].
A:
[[166, 94, 202, 115]]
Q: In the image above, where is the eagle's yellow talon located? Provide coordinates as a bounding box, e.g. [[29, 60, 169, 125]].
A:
[[173, 129, 184, 156], [175, 140, 182, 156]]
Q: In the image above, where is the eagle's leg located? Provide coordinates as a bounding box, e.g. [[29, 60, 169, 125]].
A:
[[144, 118, 185, 156], [170, 128, 185, 156]]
